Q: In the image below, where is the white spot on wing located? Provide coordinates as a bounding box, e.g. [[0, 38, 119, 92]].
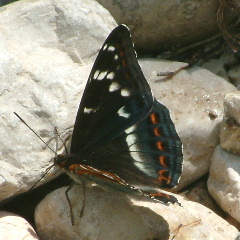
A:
[[117, 106, 130, 118], [108, 46, 115, 52], [126, 133, 152, 177], [97, 71, 107, 80], [93, 70, 100, 79], [103, 44, 108, 51], [121, 88, 130, 97], [107, 72, 115, 80], [125, 125, 136, 134], [109, 82, 120, 92], [84, 107, 96, 114], [126, 134, 137, 150], [114, 55, 118, 60]]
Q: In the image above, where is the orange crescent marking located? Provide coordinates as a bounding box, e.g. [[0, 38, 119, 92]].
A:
[[158, 170, 171, 184], [167, 177, 172, 185], [150, 113, 158, 124], [153, 127, 161, 136], [159, 156, 168, 168], [156, 141, 164, 151]]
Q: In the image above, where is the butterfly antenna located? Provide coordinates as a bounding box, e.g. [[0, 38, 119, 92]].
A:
[[14, 112, 55, 154], [54, 127, 69, 155], [28, 163, 55, 191]]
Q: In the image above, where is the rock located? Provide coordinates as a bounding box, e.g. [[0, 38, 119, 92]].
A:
[[0, 211, 39, 240], [95, 0, 238, 52], [1, 1, 239, 238], [208, 145, 240, 223], [139, 59, 237, 189], [220, 92, 240, 154], [35, 185, 239, 240], [179, 176, 226, 218], [226, 215, 240, 231], [0, 0, 116, 201], [228, 64, 240, 89], [201, 59, 229, 81]]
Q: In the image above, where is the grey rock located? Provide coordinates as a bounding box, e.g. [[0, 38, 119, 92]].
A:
[[0, 0, 117, 200], [35, 185, 239, 240], [208, 145, 240, 222]]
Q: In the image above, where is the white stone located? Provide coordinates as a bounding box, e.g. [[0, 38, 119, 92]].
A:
[[223, 92, 240, 123], [0, 211, 39, 240], [0, 0, 117, 201], [228, 64, 240, 89], [208, 145, 240, 222], [201, 59, 228, 81], [95, 0, 237, 52], [1, 2, 240, 236], [35, 185, 239, 240], [220, 92, 240, 154], [139, 59, 237, 189]]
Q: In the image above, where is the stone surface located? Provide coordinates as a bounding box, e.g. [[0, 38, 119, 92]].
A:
[[139, 59, 237, 189], [201, 59, 229, 81], [1, 1, 240, 237], [0, 211, 39, 240], [179, 176, 226, 219], [35, 185, 239, 240], [96, 0, 223, 52], [208, 145, 240, 223], [220, 92, 240, 154], [0, 0, 116, 201], [228, 62, 240, 89]]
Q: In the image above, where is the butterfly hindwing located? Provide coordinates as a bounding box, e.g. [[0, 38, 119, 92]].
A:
[[87, 99, 182, 190], [71, 25, 153, 154]]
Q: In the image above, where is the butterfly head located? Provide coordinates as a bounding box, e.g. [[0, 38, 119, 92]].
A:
[[54, 153, 88, 171], [54, 153, 68, 168]]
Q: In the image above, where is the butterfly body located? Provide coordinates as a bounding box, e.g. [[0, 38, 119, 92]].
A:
[[54, 25, 183, 205]]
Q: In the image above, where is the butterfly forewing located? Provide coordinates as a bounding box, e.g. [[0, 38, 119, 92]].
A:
[[71, 25, 153, 154]]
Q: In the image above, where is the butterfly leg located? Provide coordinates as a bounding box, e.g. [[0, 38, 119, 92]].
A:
[[65, 181, 76, 225], [80, 181, 85, 218], [65, 180, 86, 225]]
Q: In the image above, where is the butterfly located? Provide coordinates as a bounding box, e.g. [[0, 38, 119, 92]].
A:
[[54, 25, 183, 211]]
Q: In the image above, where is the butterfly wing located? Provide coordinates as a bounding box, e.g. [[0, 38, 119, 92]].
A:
[[56, 25, 183, 205], [88, 99, 183, 190], [71, 25, 153, 154]]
